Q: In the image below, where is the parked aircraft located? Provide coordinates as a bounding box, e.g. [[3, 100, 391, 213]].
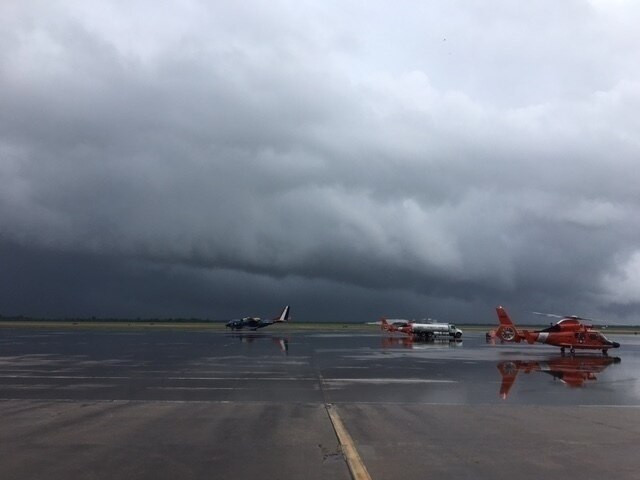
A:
[[380, 318, 462, 340], [497, 355, 621, 399], [231, 333, 289, 354], [494, 306, 620, 355], [225, 305, 290, 331]]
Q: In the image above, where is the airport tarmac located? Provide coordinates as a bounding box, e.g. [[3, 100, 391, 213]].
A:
[[0, 328, 639, 479]]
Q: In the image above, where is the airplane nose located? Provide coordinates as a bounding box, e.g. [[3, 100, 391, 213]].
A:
[[612, 342, 620, 348]]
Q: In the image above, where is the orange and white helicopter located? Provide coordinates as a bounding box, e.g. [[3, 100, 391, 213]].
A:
[[493, 306, 620, 355], [497, 355, 621, 399]]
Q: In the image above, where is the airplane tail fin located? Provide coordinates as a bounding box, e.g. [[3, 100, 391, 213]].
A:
[[380, 318, 393, 332], [495, 306, 521, 342], [274, 305, 290, 323]]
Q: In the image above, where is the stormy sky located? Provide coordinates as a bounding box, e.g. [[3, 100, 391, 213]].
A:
[[1, 1, 639, 323]]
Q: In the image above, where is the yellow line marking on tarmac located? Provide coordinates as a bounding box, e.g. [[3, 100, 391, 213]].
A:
[[325, 404, 373, 480]]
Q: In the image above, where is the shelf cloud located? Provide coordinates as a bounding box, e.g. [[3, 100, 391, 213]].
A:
[[1, 1, 639, 322]]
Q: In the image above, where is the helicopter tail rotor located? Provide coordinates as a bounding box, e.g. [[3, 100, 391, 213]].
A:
[[495, 306, 521, 342]]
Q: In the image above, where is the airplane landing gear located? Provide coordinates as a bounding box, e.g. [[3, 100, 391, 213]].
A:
[[570, 347, 576, 355], [560, 347, 565, 355], [602, 349, 609, 356]]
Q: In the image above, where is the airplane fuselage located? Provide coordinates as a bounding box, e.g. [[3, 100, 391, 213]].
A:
[[225, 307, 290, 331], [226, 318, 275, 330]]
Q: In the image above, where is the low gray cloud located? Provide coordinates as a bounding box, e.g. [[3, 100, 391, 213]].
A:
[[1, 1, 639, 322]]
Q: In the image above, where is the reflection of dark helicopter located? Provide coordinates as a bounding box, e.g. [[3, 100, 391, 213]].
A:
[[497, 355, 621, 399], [231, 334, 289, 354]]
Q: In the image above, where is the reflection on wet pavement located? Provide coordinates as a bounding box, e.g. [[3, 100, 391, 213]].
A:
[[0, 329, 638, 406], [497, 355, 622, 399], [230, 333, 289, 354], [381, 336, 463, 349]]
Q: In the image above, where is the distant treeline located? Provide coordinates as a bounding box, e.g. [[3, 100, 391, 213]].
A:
[[0, 314, 221, 323]]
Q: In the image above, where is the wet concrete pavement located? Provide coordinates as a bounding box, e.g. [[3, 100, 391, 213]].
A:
[[0, 400, 349, 480], [337, 403, 640, 480], [1, 328, 639, 479]]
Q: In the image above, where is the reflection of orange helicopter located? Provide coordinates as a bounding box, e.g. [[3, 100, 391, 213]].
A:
[[231, 334, 289, 354], [382, 336, 415, 349], [497, 356, 621, 399], [494, 306, 620, 355]]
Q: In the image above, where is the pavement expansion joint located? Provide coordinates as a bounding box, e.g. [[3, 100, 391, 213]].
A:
[[325, 403, 373, 480]]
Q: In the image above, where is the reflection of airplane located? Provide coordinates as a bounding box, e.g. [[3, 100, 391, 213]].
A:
[[225, 306, 290, 331], [231, 334, 289, 354], [381, 336, 462, 349], [380, 318, 463, 340], [494, 306, 620, 355], [497, 356, 621, 399]]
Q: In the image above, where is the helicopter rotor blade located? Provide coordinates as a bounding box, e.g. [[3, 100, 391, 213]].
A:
[[531, 311, 565, 319], [531, 311, 611, 325]]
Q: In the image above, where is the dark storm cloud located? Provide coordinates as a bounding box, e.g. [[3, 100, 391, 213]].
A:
[[1, 1, 640, 321]]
